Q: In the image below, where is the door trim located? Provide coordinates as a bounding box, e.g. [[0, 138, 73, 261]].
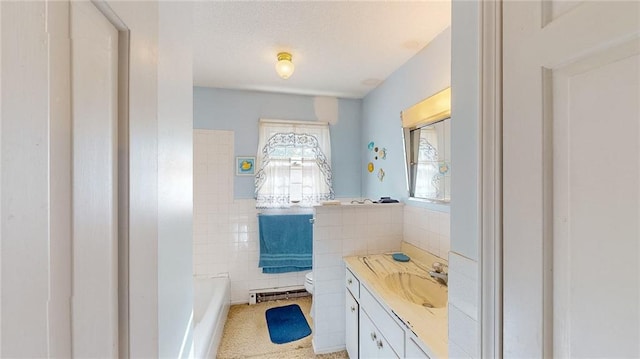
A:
[[87, 2, 131, 358], [480, 1, 503, 358]]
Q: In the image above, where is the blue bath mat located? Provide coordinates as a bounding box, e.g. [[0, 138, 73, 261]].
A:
[[265, 304, 311, 344]]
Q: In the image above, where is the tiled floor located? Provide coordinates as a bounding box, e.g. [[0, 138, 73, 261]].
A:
[[216, 296, 348, 359]]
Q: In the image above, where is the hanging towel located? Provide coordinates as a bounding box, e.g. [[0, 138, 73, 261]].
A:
[[258, 214, 313, 274]]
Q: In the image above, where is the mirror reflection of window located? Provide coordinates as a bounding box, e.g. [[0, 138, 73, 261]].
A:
[[408, 118, 450, 202], [401, 87, 451, 203], [414, 126, 439, 198]]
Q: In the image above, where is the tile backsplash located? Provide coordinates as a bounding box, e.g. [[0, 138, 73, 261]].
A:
[[403, 204, 450, 259]]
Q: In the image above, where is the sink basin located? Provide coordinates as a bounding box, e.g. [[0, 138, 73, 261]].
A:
[[383, 273, 447, 308]]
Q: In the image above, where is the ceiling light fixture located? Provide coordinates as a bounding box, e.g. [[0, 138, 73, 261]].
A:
[[275, 52, 295, 79]]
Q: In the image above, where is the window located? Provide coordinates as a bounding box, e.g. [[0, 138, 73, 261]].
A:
[[255, 120, 334, 208]]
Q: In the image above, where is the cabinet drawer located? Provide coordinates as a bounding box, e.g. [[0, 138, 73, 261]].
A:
[[345, 268, 360, 298], [361, 286, 405, 357]]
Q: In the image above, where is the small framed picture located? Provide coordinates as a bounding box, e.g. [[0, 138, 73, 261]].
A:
[[236, 156, 256, 176]]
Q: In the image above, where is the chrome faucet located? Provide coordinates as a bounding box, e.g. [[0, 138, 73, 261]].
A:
[[428, 262, 448, 286]]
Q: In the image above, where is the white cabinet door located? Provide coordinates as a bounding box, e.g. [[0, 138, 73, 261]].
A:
[[359, 308, 399, 359], [406, 336, 430, 359], [346, 291, 359, 359], [376, 333, 399, 359], [503, 1, 640, 357], [359, 308, 379, 359]]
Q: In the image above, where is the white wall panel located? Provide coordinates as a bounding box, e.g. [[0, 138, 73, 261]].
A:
[[70, 2, 119, 355], [157, 2, 194, 357], [1, 2, 53, 356], [47, 1, 73, 357]]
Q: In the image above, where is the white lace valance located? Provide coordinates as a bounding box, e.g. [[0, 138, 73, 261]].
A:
[[255, 121, 334, 208]]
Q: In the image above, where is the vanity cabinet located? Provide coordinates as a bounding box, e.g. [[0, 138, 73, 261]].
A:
[[345, 267, 432, 359], [345, 268, 360, 298]]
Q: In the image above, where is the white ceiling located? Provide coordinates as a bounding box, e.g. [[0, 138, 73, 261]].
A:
[[193, 1, 451, 99]]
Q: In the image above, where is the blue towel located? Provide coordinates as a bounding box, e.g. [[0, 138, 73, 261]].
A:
[[258, 214, 313, 274]]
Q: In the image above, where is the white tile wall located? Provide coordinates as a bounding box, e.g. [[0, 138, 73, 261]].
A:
[[193, 130, 308, 303], [448, 304, 479, 357], [448, 251, 479, 358], [312, 204, 404, 353], [193, 129, 234, 278], [403, 205, 451, 259], [448, 252, 478, 321], [449, 339, 473, 359]]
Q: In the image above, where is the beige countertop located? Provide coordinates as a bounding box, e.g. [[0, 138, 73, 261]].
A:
[[344, 246, 448, 358]]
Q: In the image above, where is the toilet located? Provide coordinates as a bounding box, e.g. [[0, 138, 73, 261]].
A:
[[304, 271, 314, 317], [304, 271, 314, 294]]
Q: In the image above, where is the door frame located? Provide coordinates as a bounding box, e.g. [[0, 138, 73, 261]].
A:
[[479, 1, 503, 358], [83, 1, 131, 358]]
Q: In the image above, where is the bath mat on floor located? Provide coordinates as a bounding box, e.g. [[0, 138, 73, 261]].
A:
[[265, 304, 312, 344]]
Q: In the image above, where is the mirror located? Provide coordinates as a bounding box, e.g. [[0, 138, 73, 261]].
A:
[[404, 119, 451, 202], [401, 87, 451, 203]]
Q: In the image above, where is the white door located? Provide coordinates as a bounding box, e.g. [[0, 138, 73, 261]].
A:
[[71, 1, 119, 356], [503, 1, 639, 357]]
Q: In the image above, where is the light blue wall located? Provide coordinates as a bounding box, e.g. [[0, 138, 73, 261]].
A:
[[361, 27, 452, 204], [451, 1, 479, 260], [193, 87, 362, 199]]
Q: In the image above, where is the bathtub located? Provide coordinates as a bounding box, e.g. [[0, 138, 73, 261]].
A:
[[193, 275, 230, 359]]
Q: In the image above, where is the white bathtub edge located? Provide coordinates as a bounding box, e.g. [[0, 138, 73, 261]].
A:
[[194, 276, 230, 359]]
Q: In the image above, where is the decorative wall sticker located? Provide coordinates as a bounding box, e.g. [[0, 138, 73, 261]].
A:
[[438, 162, 450, 175], [378, 147, 387, 160], [368, 162, 374, 173], [236, 156, 256, 176], [366, 142, 388, 180]]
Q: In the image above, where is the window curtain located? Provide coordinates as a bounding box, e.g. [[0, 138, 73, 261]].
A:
[[255, 121, 334, 208]]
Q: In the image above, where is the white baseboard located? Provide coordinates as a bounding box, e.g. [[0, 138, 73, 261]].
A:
[[311, 338, 346, 355]]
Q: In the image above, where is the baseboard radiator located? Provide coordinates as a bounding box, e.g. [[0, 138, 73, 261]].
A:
[[248, 285, 309, 305]]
